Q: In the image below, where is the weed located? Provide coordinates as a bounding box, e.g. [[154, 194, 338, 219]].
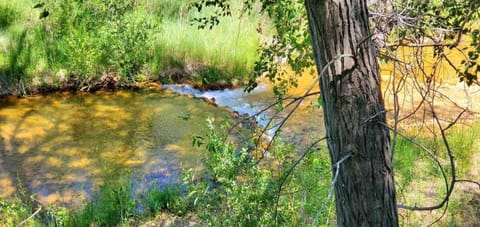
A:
[[141, 185, 190, 216], [186, 120, 335, 226], [68, 176, 137, 226]]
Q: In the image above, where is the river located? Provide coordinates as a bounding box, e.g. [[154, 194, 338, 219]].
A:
[[0, 84, 325, 208]]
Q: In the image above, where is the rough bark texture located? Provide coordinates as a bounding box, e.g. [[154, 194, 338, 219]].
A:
[[304, 0, 398, 226]]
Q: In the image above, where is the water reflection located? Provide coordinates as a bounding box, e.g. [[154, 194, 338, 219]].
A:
[[0, 90, 234, 207]]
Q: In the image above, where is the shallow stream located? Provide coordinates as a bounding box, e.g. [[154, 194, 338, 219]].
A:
[[0, 84, 324, 207]]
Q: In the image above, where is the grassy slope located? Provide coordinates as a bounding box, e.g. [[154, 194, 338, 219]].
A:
[[0, 0, 265, 95]]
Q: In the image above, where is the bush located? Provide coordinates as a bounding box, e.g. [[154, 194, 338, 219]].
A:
[[186, 119, 335, 226], [0, 199, 36, 226], [21, 0, 159, 82]]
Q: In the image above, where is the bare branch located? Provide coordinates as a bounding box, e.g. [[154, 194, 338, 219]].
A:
[[456, 179, 480, 189], [394, 106, 457, 213], [19, 206, 42, 226], [379, 121, 450, 206]]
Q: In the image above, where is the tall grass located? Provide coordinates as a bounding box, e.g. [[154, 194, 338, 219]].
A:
[[152, 15, 260, 81], [0, 0, 264, 95]]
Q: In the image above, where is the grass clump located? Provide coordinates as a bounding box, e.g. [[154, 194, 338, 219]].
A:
[[153, 13, 261, 85], [68, 177, 137, 226], [141, 185, 191, 217]]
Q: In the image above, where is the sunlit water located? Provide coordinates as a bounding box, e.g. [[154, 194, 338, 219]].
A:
[[0, 90, 240, 207], [0, 84, 325, 208], [164, 83, 325, 142]]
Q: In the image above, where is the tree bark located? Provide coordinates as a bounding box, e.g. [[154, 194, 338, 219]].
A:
[[304, 0, 398, 226]]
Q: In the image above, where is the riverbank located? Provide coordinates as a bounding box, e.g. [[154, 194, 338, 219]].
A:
[[0, 70, 245, 98], [0, 0, 267, 97]]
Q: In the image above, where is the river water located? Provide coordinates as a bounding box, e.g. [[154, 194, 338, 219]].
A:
[[0, 84, 325, 207]]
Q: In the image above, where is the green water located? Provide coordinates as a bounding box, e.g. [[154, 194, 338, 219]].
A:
[[0, 90, 236, 207]]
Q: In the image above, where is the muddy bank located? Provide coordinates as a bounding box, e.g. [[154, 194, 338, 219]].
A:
[[0, 65, 245, 98]]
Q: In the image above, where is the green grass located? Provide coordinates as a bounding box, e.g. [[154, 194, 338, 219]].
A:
[[392, 122, 480, 225], [0, 0, 265, 96], [141, 185, 191, 217], [152, 15, 260, 82], [0, 178, 191, 226]]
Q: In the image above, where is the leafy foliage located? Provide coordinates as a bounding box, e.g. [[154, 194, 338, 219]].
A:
[[35, 0, 158, 81], [190, 0, 313, 95], [192, 0, 480, 92], [185, 119, 334, 226], [0, 198, 38, 226], [382, 0, 480, 85]]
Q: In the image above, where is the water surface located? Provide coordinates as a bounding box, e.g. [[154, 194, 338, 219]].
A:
[[0, 90, 235, 207], [0, 83, 327, 208]]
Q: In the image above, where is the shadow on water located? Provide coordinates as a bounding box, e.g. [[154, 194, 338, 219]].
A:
[[0, 90, 235, 208]]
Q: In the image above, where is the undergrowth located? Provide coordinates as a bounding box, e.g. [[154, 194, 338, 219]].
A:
[[1, 121, 478, 226], [0, 0, 264, 96], [393, 122, 480, 226], [186, 119, 335, 226]]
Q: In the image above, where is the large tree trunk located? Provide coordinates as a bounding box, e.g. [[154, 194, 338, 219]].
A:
[[304, 0, 398, 226]]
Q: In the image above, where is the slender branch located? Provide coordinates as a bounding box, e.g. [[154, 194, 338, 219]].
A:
[[387, 42, 458, 48], [444, 108, 467, 131], [394, 105, 457, 212], [254, 52, 355, 162], [19, 206, 42, 226], [456, 179, 480, 189], [224, 91, 320, 144], [379, 122, 450, 210], [273, 137, 327, 224]]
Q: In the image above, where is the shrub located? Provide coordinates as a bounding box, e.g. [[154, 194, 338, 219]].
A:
[[186, 119, 335, 226], [35, 0, 159, 81]]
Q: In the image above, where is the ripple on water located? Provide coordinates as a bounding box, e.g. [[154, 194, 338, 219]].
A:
[[0, 90, 235, 207]]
